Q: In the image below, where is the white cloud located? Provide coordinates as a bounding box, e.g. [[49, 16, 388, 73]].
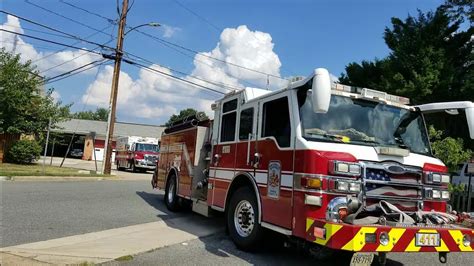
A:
[[161, 24, 181, 38], [3, 18, 287, 123], [81, 25, 286, 122], [191, 25, 285, 91], [0, 15, 101, 76]]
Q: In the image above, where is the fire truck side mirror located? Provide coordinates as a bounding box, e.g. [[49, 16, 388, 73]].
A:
[[311, 68, 331, 113], [466, 107, 474, 139]]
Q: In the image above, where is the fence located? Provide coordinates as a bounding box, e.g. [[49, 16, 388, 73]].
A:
[[450, 174, 473, 213]]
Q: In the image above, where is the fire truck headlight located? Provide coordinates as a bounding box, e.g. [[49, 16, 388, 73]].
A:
[[336, 181, 349, 191], [379, 232, 389, 246], [463, 235, 471, 247], [441, 190, 450, 200], [432, 173, 442, 183], [331, 161, 361, 176], [349, 182, 361, 193], [432, 189, 441, 199], [441, 174, 450, 184]]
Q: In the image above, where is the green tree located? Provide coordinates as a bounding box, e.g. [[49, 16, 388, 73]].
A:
[[340, 6, 472, 104], [429, 125, 472, 171], [165, 108, 209, 127], [6, 139, 42, 164], [71, 108, 109, 121], [0, 48, 70, 135], [339, 1, 473, 148]]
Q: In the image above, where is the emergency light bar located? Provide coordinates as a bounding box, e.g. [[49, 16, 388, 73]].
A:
[[331, 83, 410, 105]]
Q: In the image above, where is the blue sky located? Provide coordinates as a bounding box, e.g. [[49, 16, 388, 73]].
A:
[[1, 0, 444, 125]]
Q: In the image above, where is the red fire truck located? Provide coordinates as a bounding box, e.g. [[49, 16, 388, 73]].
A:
[[152, 68, 474, 265]]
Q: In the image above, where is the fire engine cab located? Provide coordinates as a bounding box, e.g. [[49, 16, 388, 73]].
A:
[[153, 68, 474, 265]]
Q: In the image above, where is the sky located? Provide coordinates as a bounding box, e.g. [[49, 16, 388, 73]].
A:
[[0, 0, 444, 125]]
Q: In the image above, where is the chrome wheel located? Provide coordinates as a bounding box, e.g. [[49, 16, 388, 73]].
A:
[[167, 179, 175, 204], [234, 200, 255, 237]]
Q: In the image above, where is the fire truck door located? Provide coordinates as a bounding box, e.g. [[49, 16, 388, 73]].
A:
[[210, 96, 239, 208], [256, 95, 294, 230]]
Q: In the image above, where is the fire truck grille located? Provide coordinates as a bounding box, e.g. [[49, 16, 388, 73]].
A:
[[363, 164, 422, 212], [144, 155, 158, 164]]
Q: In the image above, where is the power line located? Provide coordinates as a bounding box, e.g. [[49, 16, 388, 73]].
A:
[[1, 10, 115, 50], [24, 0, 114, 38], [124, 59, 225, 95], [1, 24, 85, 40], [123, 53, 240, 91], [44, 61, 110, 84], [170, 0, 296, 79], [0, 40, 64, 51], [39, 37, 116, 74], [171, 0, 221, 32], [54, 0, 287, 82], [58, 0, 117, 24], [0, 29, 103, 55], [43, 59, 107, 84], [31, 25, 113, 64]]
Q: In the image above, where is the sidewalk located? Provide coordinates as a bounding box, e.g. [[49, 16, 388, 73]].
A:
[[0, 216, 224, 265]]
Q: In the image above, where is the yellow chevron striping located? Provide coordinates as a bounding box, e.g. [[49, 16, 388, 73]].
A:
[[314, 223, 343, 246], [306, 218, 312, 232], [341, 227, 377, 251], [405, 237, 421, 252], [376, 228, 406, 252], [449, 230, 473, 252], [435, 239, 449, 252]]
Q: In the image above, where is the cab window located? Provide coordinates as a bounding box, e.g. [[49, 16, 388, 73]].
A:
[[220, 99, 238, 142], [262, 97, 291, 147]]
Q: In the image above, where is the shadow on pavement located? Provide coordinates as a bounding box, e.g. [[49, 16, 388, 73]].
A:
[[135, 191, 408, 266]]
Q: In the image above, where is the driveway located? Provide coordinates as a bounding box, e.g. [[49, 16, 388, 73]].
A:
[[41, 156, 152, 180]]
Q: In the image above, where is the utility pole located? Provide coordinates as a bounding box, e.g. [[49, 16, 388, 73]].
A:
[[103, 0, 128, 175]]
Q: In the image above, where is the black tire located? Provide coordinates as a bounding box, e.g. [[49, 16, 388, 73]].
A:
[[227, 186, 263, 251], [116, 161, 124, 171], [164, 174, 180, 211]]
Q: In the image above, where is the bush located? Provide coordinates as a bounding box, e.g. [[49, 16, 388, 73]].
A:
[[6, 139, 42, 164]]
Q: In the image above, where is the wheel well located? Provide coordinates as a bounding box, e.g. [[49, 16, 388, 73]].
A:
[[166, 168, 178, 186], [225, 174, 261, 219]]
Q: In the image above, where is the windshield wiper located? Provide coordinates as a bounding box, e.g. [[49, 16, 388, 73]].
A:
[[351, 139, 380, 145], [307, 132, 345, 143], [394, 137, 408, 149]]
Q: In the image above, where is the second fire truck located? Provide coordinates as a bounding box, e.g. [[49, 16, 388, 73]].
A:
[[152, 68, 474, 264]]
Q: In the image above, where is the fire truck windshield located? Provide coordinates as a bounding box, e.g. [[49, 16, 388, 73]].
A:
[[136, 143, 158, 152], [299, 93, 431, 155]]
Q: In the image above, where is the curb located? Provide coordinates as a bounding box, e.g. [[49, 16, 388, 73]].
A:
[[7, 176, 118, 182], [0, 176, 12, 181]]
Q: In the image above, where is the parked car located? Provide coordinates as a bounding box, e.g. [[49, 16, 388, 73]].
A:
[[69, 148, 84, 158], [451, 162, 474, 190]]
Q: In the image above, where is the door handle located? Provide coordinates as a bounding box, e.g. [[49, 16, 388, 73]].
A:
[[213, 154, 221, 166], [253, 153, 261, 168]]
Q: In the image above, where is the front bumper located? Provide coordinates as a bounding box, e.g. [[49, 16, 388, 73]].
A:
[[306, 218, 473, 252], [135, 160, 156, 170]]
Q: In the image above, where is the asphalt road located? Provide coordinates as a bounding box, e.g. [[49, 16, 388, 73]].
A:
[[0, 180, 174, 247], [2, 180, 473, 265], [106, 232, 474, 266]]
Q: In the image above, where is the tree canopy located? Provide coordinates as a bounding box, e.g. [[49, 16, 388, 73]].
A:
[[339, 1, 473, 149], [339, 3, 472, 104], [0, 49, 70, 135], [165, 108, 209, 127], [71, 108, 109, 121]]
